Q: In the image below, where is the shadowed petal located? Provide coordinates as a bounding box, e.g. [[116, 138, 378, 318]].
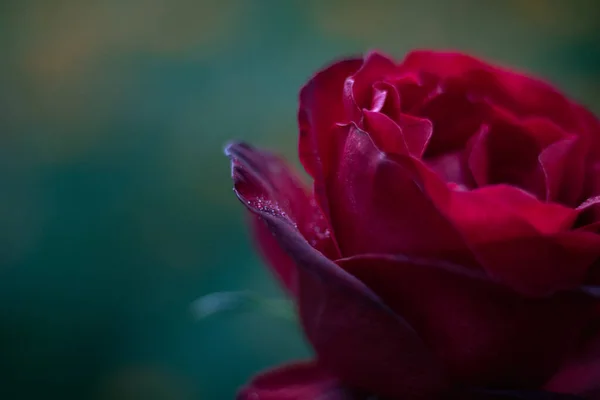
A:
[[544, 320, 600, 399], [264, 210, 446, 398], [339, 254, 598, 389], [461, 389, 586, 400], [237, 361, 589, 400], [227, 142, 447, 398], [250, 215, 299, 295], [237, 362, 363, 400]]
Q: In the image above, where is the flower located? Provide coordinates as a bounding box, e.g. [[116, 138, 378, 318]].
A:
[[226, 50, 600, 399]]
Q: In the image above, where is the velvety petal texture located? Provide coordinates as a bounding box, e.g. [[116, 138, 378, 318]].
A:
[[227, 49, 600, 399]]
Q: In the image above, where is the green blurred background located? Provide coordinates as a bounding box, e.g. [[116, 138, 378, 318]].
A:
[[1, 0, 599, 398]]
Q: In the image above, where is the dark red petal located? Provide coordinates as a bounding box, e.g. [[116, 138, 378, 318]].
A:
[[467, 125, 491, 186], [466, 111, 570, 199], [237, 362, 362, 400], [298, 58, 363, 234], [298, 58, 363, 181], [363, 110, 433, 159], [575, 199, 600, 288], [227, 143, 446, 398], [389, 71, 438, 112], [544, 320, 600, 399], [478, 122, 546, 198], [417, 80, 490, 157], [370, 81, 401, 119], [445, 185, 599, 296], [362, 110, 410, 155], [470, 230, 600, 297], [586, 260, 600, 286], [577, 196, 600, 229], [578, 109, 600, 206], [343, 51, 397, 118], [450, 185, 577, 241], [258, 201, 447, 398], [585, 162, 600, 206], [399, 51, 582, 132], [576, 105, 600, 153], [581, 222, 600, 235], [339, 254, 597, 389], [397, 113, 433, 158], [539, 137, 584, 205], [226, 142, 339, 294], [400, 50, 491, 78], [251, 215, 298, 294], [325, 124, 476, 267], [460, 389, 586, 400], [426, 150, 473, 187]]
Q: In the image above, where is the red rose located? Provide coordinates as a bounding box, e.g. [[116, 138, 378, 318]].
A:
[[226, 51, 600, 399]]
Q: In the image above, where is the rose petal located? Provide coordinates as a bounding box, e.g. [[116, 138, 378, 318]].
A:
[[237, 362, 363, 400], [585, 260, 600, 287], [362, 110, 410, 155], [576, 196, 600, 229], [577, 110, 600, 204], [397, 113, 433, 158], [466, 112, 570, 199], [445, 185, 600, 296], [266, 207, 447, 398], [450, 185, 578, 240], [416, 79, 490, 157], [461, 389, 586, 400], [363, 110, 433, 159], [399, 51, 494, 79], [544, 320, 600, 399], [467, 124, 490, 186], [370, 81, 401, 119], [575, 106, 600, 150], [477, 122, 545, 197], [225, 142, 339, 294], [343, 51, 397, 119], [426, 150, 473, 187], [339, 254, 597, 389], [325, 123, 477, 267], [399, 51, 582, 132], [584, 162, 600, 209], [390, 71, 439, 112], [240, 363, 588, 400], [539, 137, 585, 205], [299, 57, 363, 182], [575, 199, 600, 287], [227, 143, 447, 398], [470, 232, 600, 297], [251, 215, 299, 295]]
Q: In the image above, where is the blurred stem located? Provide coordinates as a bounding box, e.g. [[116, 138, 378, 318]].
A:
[[191, 291, 296, 322]]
